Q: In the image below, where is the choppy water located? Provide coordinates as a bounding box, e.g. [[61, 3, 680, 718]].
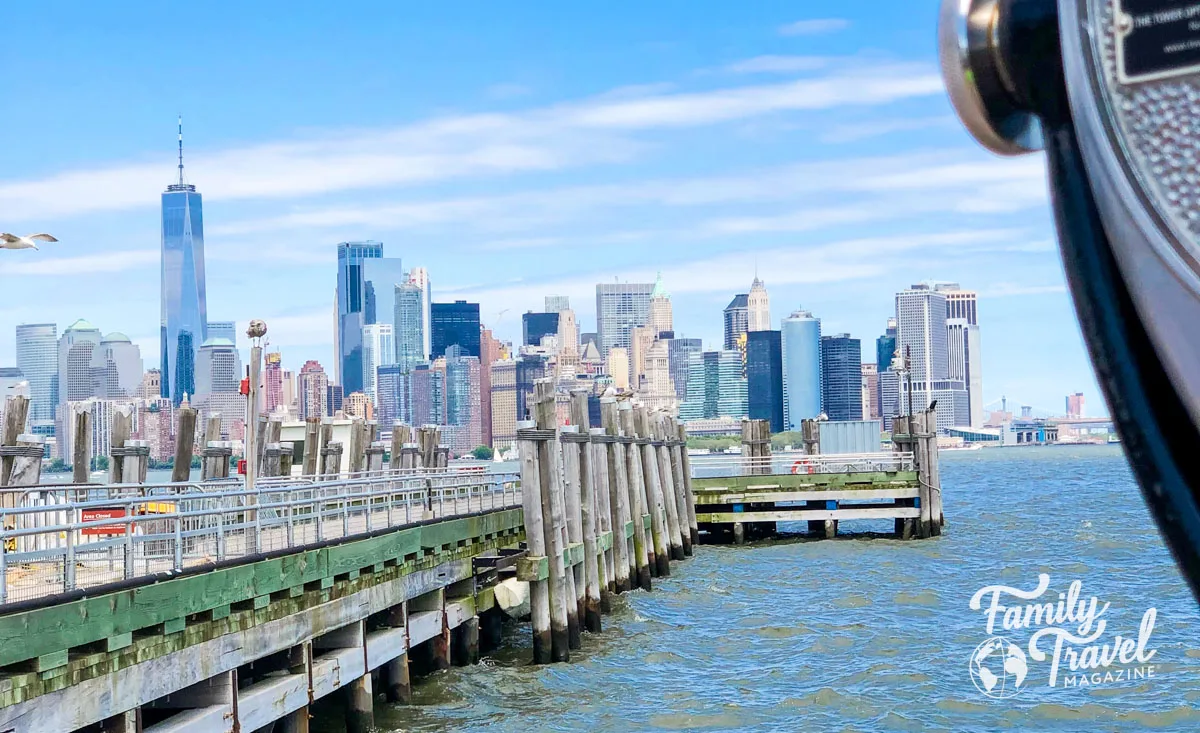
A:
[[312, 445, 1200, 732]]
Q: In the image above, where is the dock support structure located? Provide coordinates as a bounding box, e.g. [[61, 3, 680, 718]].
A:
[[532, 380, 571, 662], [617, 401, 653, 589], [570, 391, 603, 633], [893, 407, 943, 539], [678, 423, 699, 545], [517, 417, 554, 664], [738, 419, 776, 543], [559, 424, 584, 650], [599, 399, 634, 595]]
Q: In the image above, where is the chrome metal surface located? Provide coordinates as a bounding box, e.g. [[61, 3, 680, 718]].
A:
[[938, 0, 1044, 154]]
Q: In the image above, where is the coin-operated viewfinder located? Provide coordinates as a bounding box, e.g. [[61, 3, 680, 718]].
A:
[[940, 0, 1200, 596]]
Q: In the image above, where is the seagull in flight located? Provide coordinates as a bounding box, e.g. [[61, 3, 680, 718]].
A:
[[0, 233, 58, 250]]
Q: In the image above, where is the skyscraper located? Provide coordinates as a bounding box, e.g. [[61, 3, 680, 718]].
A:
[[862, 363, 880, 420], [16, 323, 58, 434], [207, 321, 236, 343], [490, 360, 517, 450], [393, 279, 425, 372], [195, 337, 244, 439], [408, 267, 433, 361], [1066, 392, 1085, 418], [431, 301, 481, 359], [678, 351, 747, 421], [781, 310, 822, 429], [723, 294, 749, 350], [376, 364, 407, 427], [264, 352, 283, 413], [362, 323, 395, 405], [935, 283, 983, 428], [515, 355, 547, 421], [410, 362, 446, 426], [747, 330, 784, 432], [335, 240, 391, 395], [58, 319, 103, 406], [480, 328, 502, 447], [647, 274, 673, 336], [667, 337, 702, 401], [161, 119, 208, 405], [747, 277, 770, 332], [896, 284, 969, 429], [94, 333, 143, 399], [876, 318, 898, 372], [363, 257, 406, 332], [522, 312, 559, 347], [595, 282, 655, 358], [444, 346, 482, 452], [545, 295, 570, 313], [820, 334, 863, 421], [298, 360, 329, 420]]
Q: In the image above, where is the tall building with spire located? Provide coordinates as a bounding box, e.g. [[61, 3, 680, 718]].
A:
[[748, 276, 770, 332], [161, 117, 208, 405]]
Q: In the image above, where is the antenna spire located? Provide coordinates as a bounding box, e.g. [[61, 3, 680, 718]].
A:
[[177, 115, 185, 186]]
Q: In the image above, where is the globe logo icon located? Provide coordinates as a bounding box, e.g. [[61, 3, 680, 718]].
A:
[[969, 637, 1028, 699]]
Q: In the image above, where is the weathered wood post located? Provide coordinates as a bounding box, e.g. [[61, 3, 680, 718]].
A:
[[739, 419, 776, 542], [417, 426, 438, 469], [891, 415, 916, 540], [0, 395, 29, 489], [533, 379, 571, 662], [122, 440, 150, 484], [571, 393, 602, 631], [106, 405, 133, 484], [599, 398, 633, 594], [664, 416, 692, 557], [798, 418, 835, 538], [618, 401, 653, 587], [924, 408, 944, 534], [516, 419, 552, 663], [301, 418, 321, 476], [347, 418, 365, 476], [263, 443, 282, 478], [589, 426, 617, 606], [635, 406, 671, 577], [677, 423, 699, 545], [912, 408, 942, 538], [559, 424, 585, 648], [401, 442, 419, 470], [5, 433, 44, 488], [279, 441, 294, 477], [321, 442, 343, 478], [366, 441, 386, 473], [384, 603, 411, 704], [70, 402, 91, 486], [653, 412, 686, 561], [390, 423, 411, 471], [171, 406, 197, 483], [203, 414, 222, 446], [203, 440, 233, 481]]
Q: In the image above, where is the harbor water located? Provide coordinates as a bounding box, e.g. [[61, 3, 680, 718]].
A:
[[308, 445, 1200, 732]]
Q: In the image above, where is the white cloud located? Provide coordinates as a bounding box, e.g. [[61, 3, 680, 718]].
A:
[[779, 19, 850, 36], [725, 55, 831, 74], [0, 62, 942, 224], [0, 249, 157, 276], [980, 283, 1068, 297], [819, 116, 959, 144]]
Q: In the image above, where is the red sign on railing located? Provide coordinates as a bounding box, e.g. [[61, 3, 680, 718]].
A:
[[81, 508, 127, 536]]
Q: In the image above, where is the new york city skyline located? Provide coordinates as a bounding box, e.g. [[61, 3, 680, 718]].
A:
[[0, 1, 1087, 413]]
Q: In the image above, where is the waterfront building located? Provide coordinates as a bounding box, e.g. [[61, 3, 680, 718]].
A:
[[821, 334, 863, 422], [16, 323, 58, 434], [376, 364, 407, 427], [668, 337, 702, 402], [264, 352, 283, 413], [133, 398, 174, 461], [195, 338, 241, 398], [781, 310, 822, 429], [298, 360, 329, 420], [1066, 392, 1085, 419], [362, 323, 395, 405], [327, 384, 344, 417], [58, 319, 103, 408], [444, 346, 482, 453], [394, 279, 427, 371], [431, 301, 481, 359], [607, 348, 630, 390], [344, 391, 373, 420], [410, 362, 447, 426], [522, 312, 559, 347], [723, 294, 749, 351], [862, 363, 880, 420], [679, 350, 747, 421], [94, 333, 143, 399], [206, 321, 236, 344], [748, 277, 770, 332], [595, 282, 654, 359], [895, 284, 970, 430], [747, 330, 784, 432], [490, 360, 517, 451], [161, 121, 208, 405]]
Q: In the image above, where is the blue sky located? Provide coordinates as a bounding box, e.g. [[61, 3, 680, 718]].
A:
[[0, 1, 1097, 415]]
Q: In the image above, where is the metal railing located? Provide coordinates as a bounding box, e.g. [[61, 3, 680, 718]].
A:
[[688, 451, 915, 478], [0, 471, 520, 606]]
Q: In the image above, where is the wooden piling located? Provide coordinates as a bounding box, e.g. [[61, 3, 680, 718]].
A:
[[665, 416, 692, 556], [366, 441, 386, 473], [301, 418, 320, 476], [321, 442, 343, 478], [516, 419, 552, 664], [347, 418, 365, 476], [599, 399, 634, 593], [70, 403, 91, 486], [6, 435, 45, 487], [532, 379, 571, 662], [451, 617, 480, 666], [589, 427, 618, 605], [385, 652, 412, 704], [635, 406, 671, 577], [678, 423, 699, 545], [570, 390, 602, 633], [654, 412, 686, 561], [0, 395, 29, 489], [108, 405, 133, 484], [558, 424, 584, 649], [171, 406, 197, 483], [344, 673, 374, 733], [203, 441, 233, 481], [279, 441, 294, 477], [618, 401, 653, 589], [263, 443, 282, 478], [390, 422, 411, 471]]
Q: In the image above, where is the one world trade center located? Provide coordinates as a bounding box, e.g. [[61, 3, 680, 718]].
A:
[[160, 118, 208, 404]]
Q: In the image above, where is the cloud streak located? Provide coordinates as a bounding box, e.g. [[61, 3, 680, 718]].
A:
[[779, 19, 850, 36]]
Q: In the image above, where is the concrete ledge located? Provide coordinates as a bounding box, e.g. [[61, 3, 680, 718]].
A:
[[697, 507, 921, 523], [142, 704, 232, 733]]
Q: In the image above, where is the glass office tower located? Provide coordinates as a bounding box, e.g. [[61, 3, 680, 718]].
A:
[[160, 157, 208, 405]]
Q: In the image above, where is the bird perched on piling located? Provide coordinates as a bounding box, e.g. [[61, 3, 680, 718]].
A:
[[0, 233, 58, 250]]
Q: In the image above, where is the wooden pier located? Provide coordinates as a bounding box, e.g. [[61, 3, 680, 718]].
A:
[[691, 413, 944, 542]]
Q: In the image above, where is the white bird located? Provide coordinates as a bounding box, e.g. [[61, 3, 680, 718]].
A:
[[0, 233, 58, 250]]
